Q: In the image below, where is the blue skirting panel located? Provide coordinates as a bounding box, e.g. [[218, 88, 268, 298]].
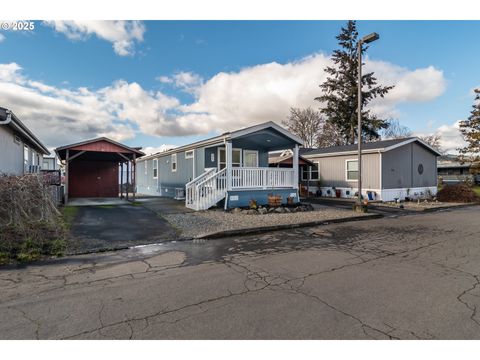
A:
[[226, 189, 299, 209]]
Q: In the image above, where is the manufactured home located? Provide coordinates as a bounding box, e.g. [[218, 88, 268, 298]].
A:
[[0, 107, 50, 175], [301, 137, 441, 202], [136, 121, 304, 210]]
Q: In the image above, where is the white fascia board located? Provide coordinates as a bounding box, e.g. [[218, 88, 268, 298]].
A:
[[230, 121, 304, 145]]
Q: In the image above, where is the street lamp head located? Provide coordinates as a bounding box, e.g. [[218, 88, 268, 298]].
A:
[[361, 32, 379, 44]]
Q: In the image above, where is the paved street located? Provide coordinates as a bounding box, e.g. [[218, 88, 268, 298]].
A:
[[1, 206, 480, 339]]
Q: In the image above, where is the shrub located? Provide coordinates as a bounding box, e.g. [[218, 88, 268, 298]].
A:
[[436, 183, 480, 203], [0, 174, 67, 264]]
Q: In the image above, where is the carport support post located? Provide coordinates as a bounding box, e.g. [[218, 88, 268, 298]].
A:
[[132, 154, 136, 201], [126, 160, 129, 201], [120, 162, 123, 199], [65, 149, 69, 204]]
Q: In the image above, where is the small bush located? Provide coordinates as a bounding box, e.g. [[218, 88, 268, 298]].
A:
[[0, 174, 67, 265], [437, 183, 480, 203]]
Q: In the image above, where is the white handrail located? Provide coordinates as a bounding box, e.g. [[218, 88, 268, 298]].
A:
[[186, 168, 228, 210]]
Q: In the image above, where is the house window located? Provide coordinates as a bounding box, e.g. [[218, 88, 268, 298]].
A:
[[346, 160, 358, 181], [171, 153, 177, 172], [185, 150, 194, 159], [302, 162, 319, 181], [24, 145, 29, 169], [243, 150, 258, 167], [218, 148, 241, 170], [43, 160, 50, 170], [153, 159, 158, 178]]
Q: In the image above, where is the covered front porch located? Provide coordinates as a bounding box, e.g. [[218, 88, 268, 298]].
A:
[[186, 122, 303, 210]]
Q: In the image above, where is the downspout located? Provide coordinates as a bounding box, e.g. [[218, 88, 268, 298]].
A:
[[0, 109, 12, 125]]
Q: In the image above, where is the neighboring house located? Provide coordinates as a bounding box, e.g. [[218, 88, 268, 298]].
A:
[[268, 149, 317, 196], [136, 121, 304, 210], [301, 137, 441, 201], [437, 155, 479, 184], [42, 155, 59, 170], [0, 107, 50, 175]]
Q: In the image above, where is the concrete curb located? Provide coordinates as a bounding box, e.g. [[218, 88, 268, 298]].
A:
[[371, 202, 478, 214], [194, 213, 384, 240]]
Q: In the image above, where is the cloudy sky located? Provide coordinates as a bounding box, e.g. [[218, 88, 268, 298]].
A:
[[1, 20, 479, 154]]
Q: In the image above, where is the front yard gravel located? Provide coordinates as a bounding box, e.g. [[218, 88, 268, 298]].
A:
[[164, 207, 370, 238]]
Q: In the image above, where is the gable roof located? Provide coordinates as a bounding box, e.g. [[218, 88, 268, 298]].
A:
[[301, 137, 442, 158], [0, 107, 50, 155], [139, 121, 304, 161], [55, 137, 145, 161]]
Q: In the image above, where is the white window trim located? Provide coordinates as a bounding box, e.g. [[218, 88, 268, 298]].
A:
[[217, 147, 242, 170], [144, 161, 147, 175], [242, 150, 259, 167], [345, 159, 359, 182], [301, 161, 320, 181], [171, 153, 177, 172], [185, 150, 194, 159], [153, 159, 158, 179]]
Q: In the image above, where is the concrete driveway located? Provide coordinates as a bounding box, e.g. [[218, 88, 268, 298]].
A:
[[68, 203, 178, 254], [1, 205, 480, 339]]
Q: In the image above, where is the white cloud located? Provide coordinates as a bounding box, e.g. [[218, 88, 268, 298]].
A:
[[181, 54, 447, 134], [1, 53, 449, 150], [43, 21, 145, 56], [143, 145, 178, 156], [157, 75, 173, 84], [0, 62, 182, 148], [414, 120, 466, 154], [0, 33, 5, 42], [156, 71, 203, 94]]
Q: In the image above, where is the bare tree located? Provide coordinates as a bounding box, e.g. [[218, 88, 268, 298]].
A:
[[382, 119, 413, 139], [317, 121, 348, 147], [282, 107, 324, 148], [419, 134, 443, 153]]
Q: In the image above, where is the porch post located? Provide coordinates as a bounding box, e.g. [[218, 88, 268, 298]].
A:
[[293, 144, 299, 189], [226, 141, 232, 191]]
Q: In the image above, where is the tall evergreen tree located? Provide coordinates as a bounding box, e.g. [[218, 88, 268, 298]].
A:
[[459, 89, 480, 172], [315, 20, 394, 144]]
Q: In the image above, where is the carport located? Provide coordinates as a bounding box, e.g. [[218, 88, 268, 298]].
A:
[[55, 138, 145, 204]]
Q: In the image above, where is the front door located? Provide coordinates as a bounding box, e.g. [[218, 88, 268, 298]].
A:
[[243, 150, 259, 167]]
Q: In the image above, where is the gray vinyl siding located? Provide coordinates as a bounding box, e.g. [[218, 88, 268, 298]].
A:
[[381, 142, 437, 189], [0, 125, 43, 175], [307, 153, 380, 189]]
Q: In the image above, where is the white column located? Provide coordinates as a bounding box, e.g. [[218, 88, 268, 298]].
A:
[[293, 144, 299, 189], [226, 141, 232, 190]]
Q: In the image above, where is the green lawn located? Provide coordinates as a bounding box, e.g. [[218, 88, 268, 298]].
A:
[[473, 186, 480, 197]]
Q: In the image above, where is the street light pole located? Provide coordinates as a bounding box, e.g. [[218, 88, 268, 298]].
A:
[[356, 32, 379, 207]]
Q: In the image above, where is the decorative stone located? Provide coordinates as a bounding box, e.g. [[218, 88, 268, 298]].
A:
[[274, 207, 285, 213], [258, 207, 267, 215], [232, 207, 242, 214]]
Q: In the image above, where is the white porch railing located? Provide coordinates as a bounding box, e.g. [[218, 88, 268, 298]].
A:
[[231, 167, 295, 189], [186, 167, 296, 211], [186, 167, 227, 211]]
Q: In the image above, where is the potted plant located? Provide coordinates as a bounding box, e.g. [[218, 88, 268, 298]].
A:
[[249, 198, 257, 209]]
